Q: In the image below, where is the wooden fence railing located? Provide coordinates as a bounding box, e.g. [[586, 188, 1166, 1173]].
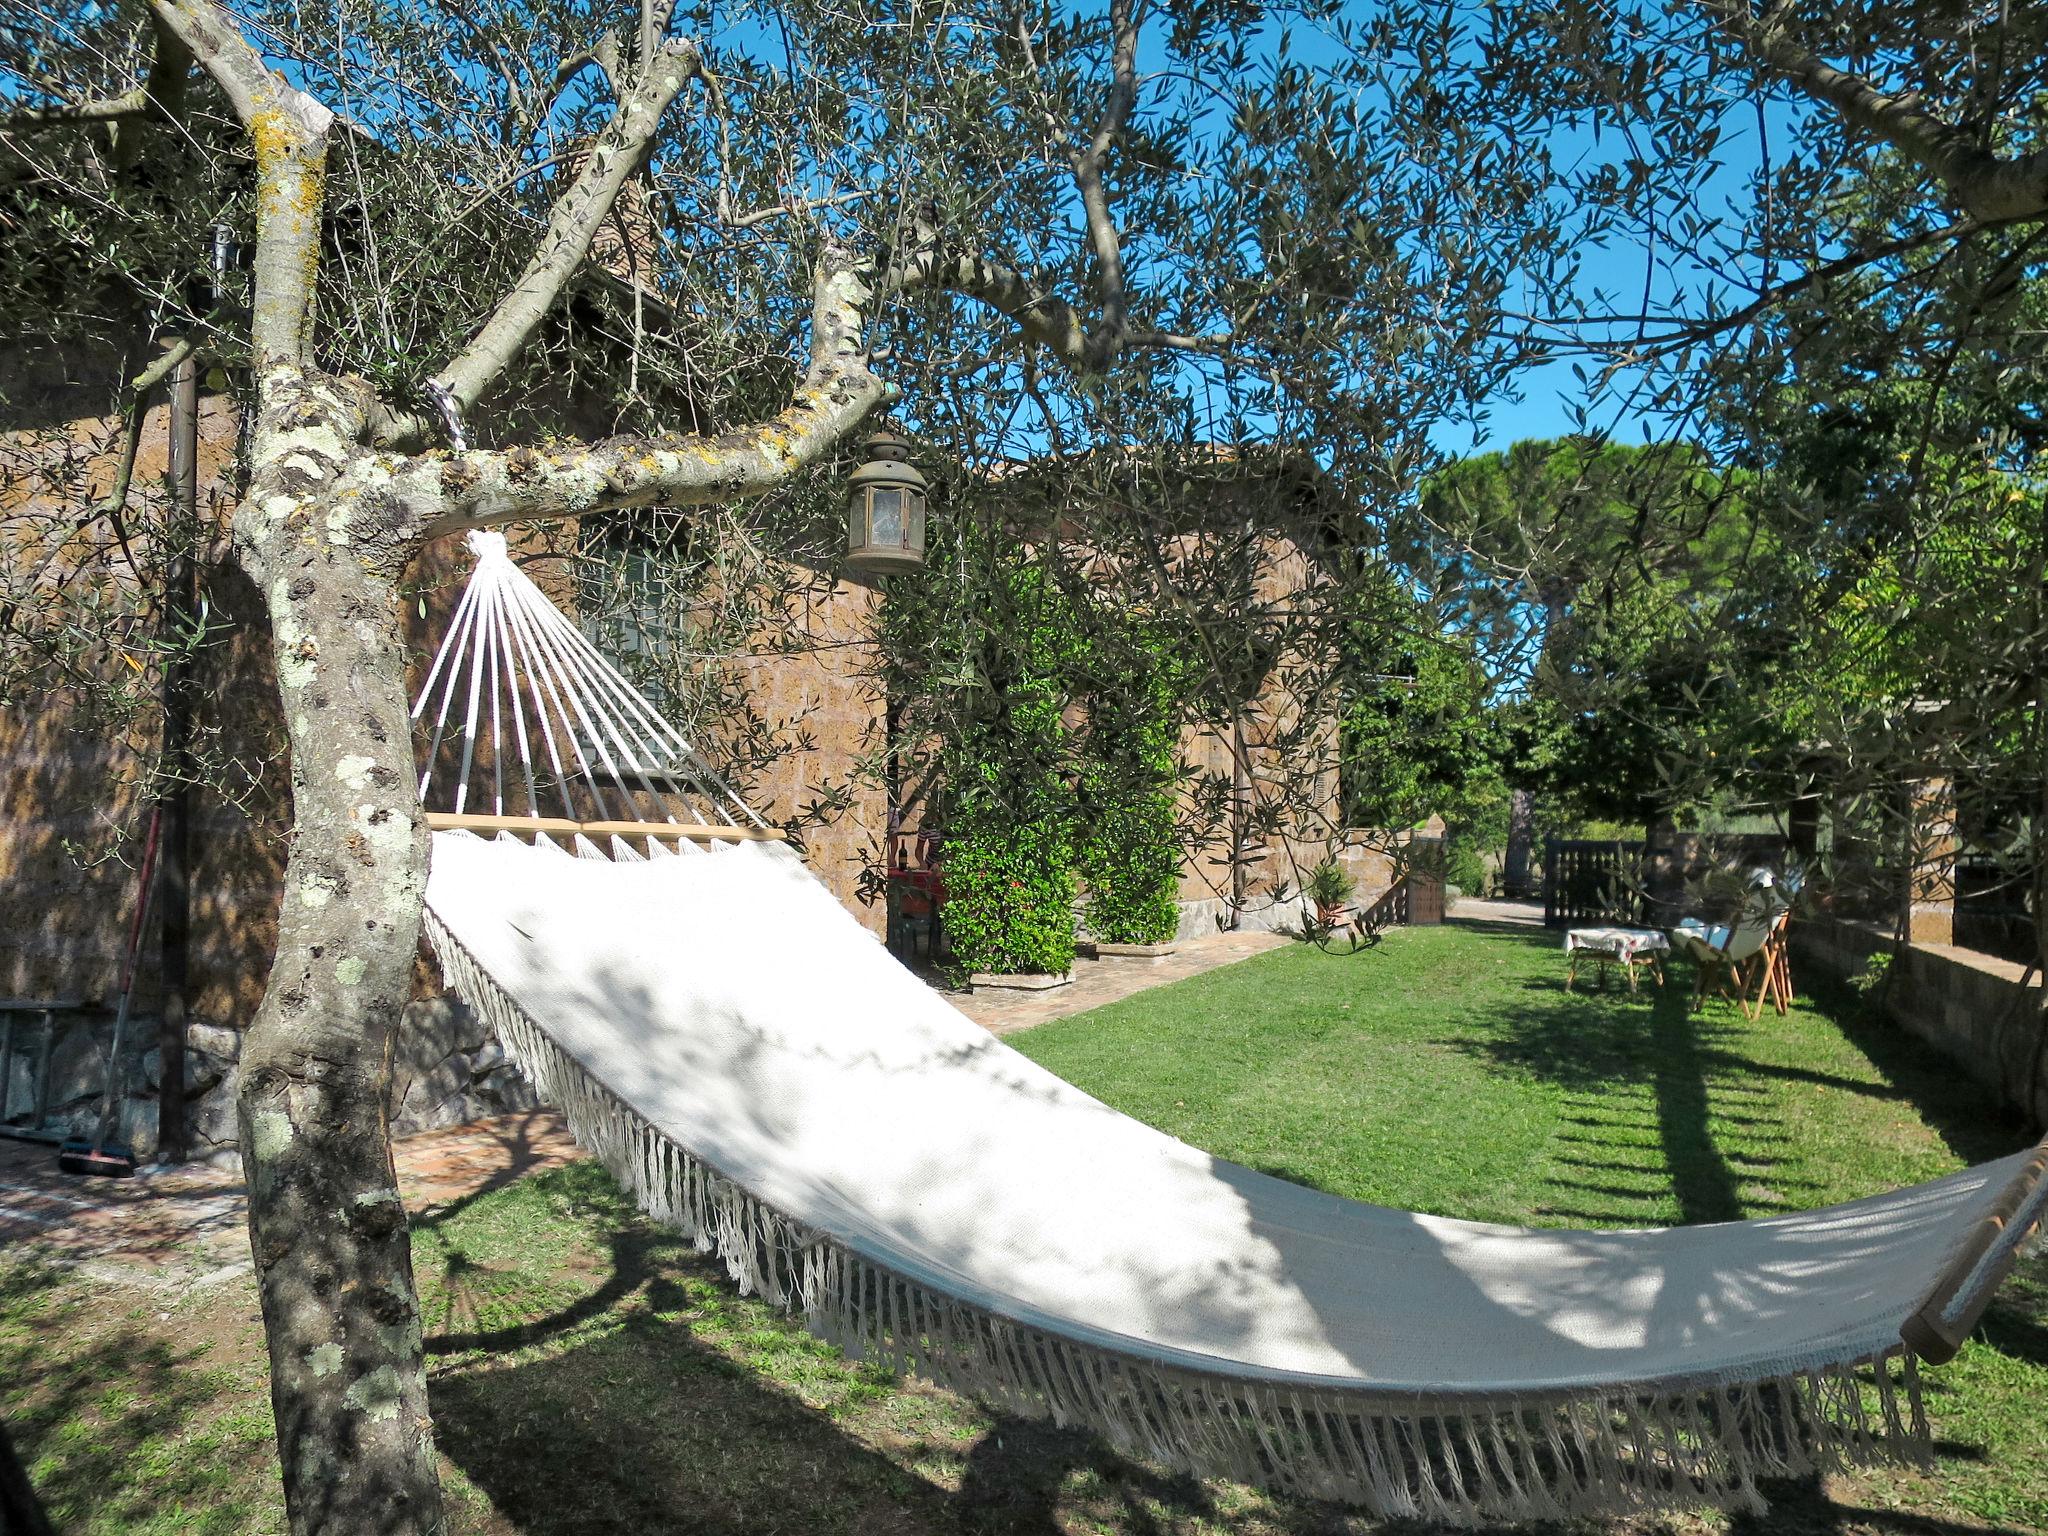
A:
[[1542, 839, 1645, 928]]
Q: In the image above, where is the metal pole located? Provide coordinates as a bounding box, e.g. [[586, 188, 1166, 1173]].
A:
[[1229, 712, 1250, 929], [157, 342, 199, 1163]]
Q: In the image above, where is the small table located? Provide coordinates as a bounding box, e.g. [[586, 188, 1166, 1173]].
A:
[[1565, 927, 1670, 993]]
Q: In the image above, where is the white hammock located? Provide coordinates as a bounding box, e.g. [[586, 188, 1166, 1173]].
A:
[[415, 533, 2048, 1525]]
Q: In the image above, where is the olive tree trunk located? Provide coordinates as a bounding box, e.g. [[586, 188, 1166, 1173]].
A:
[[231, 388, 442, 1532], [120, 5, 1129, 1528]]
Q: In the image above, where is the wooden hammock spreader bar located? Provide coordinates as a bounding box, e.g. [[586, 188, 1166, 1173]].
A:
[[1901, 1134, 2048, 1362], [426, 811, 789, 842]]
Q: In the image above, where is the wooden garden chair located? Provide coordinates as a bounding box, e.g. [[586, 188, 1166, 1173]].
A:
[[1679, 907, 1792, 1021]]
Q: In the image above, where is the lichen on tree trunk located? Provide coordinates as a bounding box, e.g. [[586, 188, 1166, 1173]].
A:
[[109, 10, 910, 1530], [232, 440, 443, 1535]]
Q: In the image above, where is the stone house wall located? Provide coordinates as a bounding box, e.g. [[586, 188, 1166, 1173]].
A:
[[7, 358, 1419, 1151], [1, 344, 289, 1155], [2, 350, 887, 1157], [721, 579, 890, 926], [1164, 530, 1405, 938]]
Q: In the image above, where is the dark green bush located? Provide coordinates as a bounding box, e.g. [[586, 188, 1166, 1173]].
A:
[[939, 565, 1078, 975], [1076, 627, 1184, 946], [880, 517, 1193, 969]]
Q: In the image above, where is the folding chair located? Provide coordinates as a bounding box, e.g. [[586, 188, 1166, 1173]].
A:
[[1675, 907, 1791, 1020]]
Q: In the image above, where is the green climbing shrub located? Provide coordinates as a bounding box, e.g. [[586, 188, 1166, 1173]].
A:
[[1076, 638, 1183, 946], [941, 791, 1077, 974], [938, 562, 1079, 975], [875, 500, 1196, 970]]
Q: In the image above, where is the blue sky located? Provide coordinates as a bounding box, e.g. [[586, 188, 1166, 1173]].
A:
[[14, 0, 1788, 466], [1444, 357, 1655, 457]]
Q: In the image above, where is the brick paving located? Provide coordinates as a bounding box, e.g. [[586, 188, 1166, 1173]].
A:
[[0, 1137, 249, 1289], [949, 928, 1293, 1035], [0, 1109, 581, 1291]]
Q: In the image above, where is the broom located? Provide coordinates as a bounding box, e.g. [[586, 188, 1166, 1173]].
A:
[[58, 807, 162, 1178]]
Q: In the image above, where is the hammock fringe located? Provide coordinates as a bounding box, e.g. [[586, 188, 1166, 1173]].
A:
[[424, 907, 1935, 1525]]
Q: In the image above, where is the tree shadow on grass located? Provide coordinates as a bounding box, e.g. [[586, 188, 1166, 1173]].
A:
[[421, 1159, 2048, 1536], [1430, 981, 1755, 1227], [433, 1314, 1242, 1536], [1796, 973, 2036, 1169], [0, 1260, 278, 1531], [404, 1110, 579, 1230], [1440, 948, 2043, 1231], [1973, 1253, 2048, 1371], [422, 1202, 681, 1356], [421, 1167, 1333, 1536], [1442, 917, 1566, 948], [1727, 1474, 2042, 1536]]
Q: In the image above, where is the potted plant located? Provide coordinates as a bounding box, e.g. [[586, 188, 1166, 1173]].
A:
[[1307, 855, 1355, 929]]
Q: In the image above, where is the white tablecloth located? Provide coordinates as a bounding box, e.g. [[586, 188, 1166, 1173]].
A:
[[1565, 925, 1671, 961]]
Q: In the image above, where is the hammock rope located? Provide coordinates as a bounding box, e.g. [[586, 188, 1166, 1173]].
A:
[[411, 530, 2048, 1524], [413, 530, 762, 833]]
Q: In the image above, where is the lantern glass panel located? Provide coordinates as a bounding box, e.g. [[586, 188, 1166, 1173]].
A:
[[869, 486, 905, 545]]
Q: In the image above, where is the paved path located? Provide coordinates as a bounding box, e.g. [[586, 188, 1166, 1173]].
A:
[[0, 1110, 582, 1291], [1448, 896, 1546, 928], [950, 928, 1293, 1035]]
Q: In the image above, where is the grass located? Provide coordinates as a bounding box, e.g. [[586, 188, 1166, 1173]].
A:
[[4, 918, 2044, 1534], [1012, 921, 2011, 1226], [0, 1262, 281, 1535], [1012, 920, 2048, 1532]]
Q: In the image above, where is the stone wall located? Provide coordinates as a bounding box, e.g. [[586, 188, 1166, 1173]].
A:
[[1166, 532, 1402, 937], [3, 350, 891, 1157], [2, 344, 287, 1156], [1793, 917, 2047, 1129], [720, 577, 889, 936], [1167, 810, 1406, 939]]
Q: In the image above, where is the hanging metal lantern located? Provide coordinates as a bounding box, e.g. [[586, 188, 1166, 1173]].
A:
[[846, 424, 927, 573]]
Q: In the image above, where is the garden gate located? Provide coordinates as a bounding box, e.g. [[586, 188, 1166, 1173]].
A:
[[1542, 839, 1645, 928]]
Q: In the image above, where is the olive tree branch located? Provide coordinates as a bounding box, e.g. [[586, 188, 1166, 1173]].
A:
[[367, 242, 886, 530], [1, 89, 153, 129], [1014, 0, 1143, 366], [147, 0, 332, 374], [91, 335, 202, 521], [1, 25, 191, 175], [720, 188, 877, 230], [1498, 215, 2015, 359], [886, 236, 1232, 371], [1708, 0, 2048, 222], [401, 35, 699, 438], [1073, 0, 1141, 361]]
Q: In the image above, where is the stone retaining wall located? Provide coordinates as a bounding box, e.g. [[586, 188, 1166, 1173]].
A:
[[3, 988, 534, 1161], [1793, 917, 2047, 1129]]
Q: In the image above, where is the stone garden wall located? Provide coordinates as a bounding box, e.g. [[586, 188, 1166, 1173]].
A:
[[1793, 917, 2047, 1130]]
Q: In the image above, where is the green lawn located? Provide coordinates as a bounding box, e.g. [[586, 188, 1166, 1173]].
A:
[[1012, 920, 2048, 1532], [1013, 921, 2009, 1228], [5, 919, 2044, 1534]]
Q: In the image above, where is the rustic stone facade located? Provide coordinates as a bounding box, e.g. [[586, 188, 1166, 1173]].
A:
[[721, 579, 891, 927], [7, 359, 1408, 1153], [3, 352, 886, 1158], [1164, 526, 1405, 937]]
